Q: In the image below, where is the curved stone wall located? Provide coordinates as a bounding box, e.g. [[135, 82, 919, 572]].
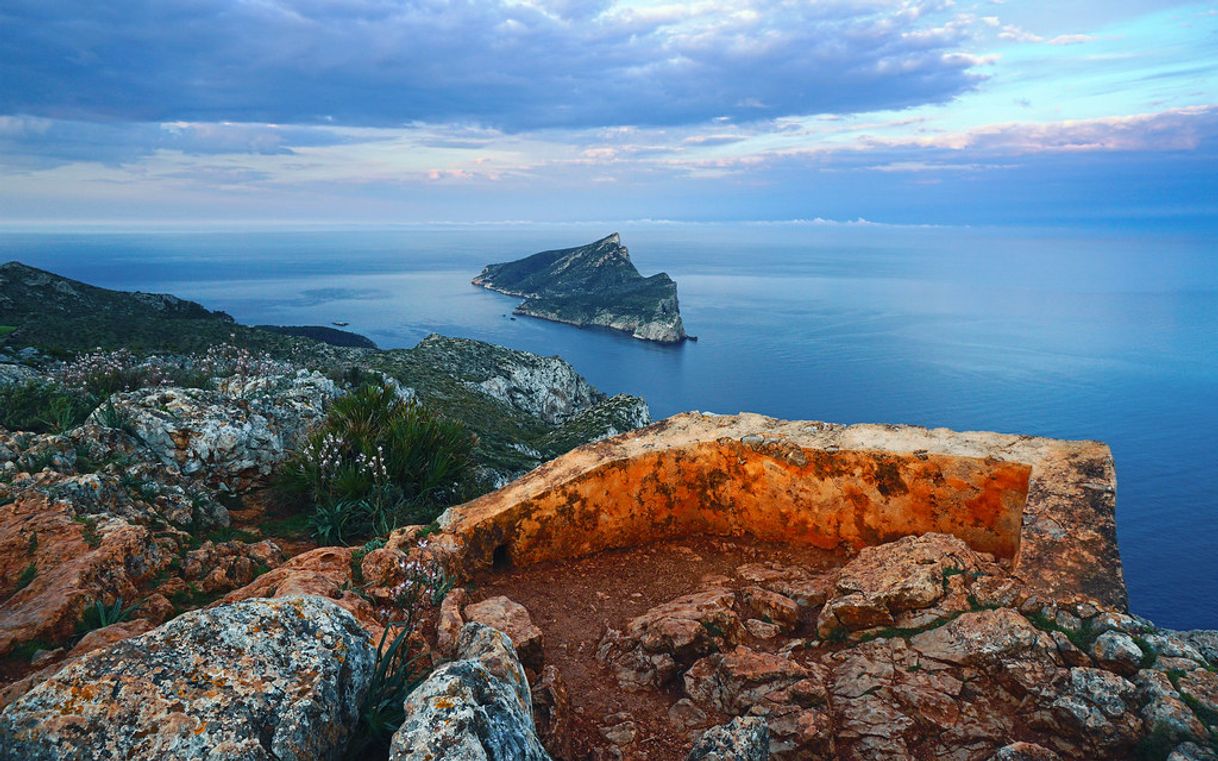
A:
[[440, 412, 1124, 609]]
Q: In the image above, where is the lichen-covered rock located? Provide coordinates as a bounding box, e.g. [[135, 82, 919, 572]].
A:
[[1045, 667, 1143, 755], [0, 424, 228, 530], [688, 716, 770, 761], [100, 370, 338, 492], [1090, 630, 1145, 676], [389, 622, 551, 761], [989, 743, 1063, 760], [0, 596, 374, 761], [684, 646, 818, 715], [531, 665, 574, 760], [0, 493, 181, 657], [435, 586, 469, 659]]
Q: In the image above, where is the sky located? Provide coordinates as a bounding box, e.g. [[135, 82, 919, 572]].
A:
[[1, 0, 1216, 227]]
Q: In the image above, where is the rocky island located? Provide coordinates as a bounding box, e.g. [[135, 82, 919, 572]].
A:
[[473, 233, 689, 344], [1, 262, 1217, 761]]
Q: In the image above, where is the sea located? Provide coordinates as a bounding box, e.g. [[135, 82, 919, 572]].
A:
[[1, 222, 1214, 629]]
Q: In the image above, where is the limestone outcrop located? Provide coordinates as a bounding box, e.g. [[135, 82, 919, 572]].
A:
[[0, 596, 374, 761], [101, 369, 339, 493]]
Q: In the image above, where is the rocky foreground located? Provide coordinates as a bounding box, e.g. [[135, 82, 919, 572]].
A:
[[472, 234, 689, 344], [1, 263, 1216, 760]]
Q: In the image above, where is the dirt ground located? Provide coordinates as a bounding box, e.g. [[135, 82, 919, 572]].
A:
[[470, 535, 849, 760]]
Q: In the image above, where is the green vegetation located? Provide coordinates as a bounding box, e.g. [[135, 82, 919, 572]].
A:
[[0, 380, 95, 434], [1026, 610, 1100, 652], [0, 325, 16, 339], [73, 516, 102, 548], [77, 597, 140, 635], [6, 638, 55, 663], [345, 555, 451, 760], [276, 383, 477, 545], [15, 562, 37, 592]]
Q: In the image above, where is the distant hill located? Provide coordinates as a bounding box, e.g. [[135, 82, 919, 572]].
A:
[[0, 261, 651, 483], [256, 325, 377, 349], [472, 233, 688, 343], [0, 261, 259, 355]]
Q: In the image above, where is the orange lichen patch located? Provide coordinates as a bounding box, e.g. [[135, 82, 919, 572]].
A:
[[447, 442, 1028, 569], [439, 412, 1125, 609]]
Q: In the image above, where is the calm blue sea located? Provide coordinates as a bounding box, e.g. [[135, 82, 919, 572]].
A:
[[1, 223, 1215, 629]]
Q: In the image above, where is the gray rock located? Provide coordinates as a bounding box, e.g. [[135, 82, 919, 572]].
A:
[[99, 370, 338, 492], [1170, 742, 1218, 761], [1049, 667, 1143, 753], [1176, 630, 1218, 665], [1090, 630, 1145, 675], [389, 622, 551, 761], [0, 596, 374, 761], [0, 362, 39, 387], [688, 716, 770, 761]]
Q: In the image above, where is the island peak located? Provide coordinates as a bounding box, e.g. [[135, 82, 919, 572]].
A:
[[472, 234, 688, 344]]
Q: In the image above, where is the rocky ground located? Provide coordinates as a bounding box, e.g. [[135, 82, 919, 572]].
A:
[[454, 533, 1218, 761], [0, 315, 653, 758], [2, 263, 1217, 760]]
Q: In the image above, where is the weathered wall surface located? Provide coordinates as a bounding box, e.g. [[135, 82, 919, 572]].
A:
[[440, 412, 1125, 609]]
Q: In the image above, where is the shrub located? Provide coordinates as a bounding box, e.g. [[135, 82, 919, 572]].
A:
[[345, 549, 450, 759], [55, 348, 212, 397], [77, 596, 140, 634], [276, 384, 476, 544], [0, 380, 95, 434]]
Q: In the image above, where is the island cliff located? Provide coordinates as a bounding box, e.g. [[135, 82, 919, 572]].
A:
[[472, 233, 688, 344]]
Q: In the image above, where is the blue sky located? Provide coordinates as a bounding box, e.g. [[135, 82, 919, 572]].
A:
[[1, 0, 1215, 226]]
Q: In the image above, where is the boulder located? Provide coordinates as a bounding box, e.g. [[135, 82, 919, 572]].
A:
[[389, 622, 550, 761], [435, 586, 469, 659], [1090, 630, 1145, 676], [100, 370, 338, 492], [218, 546, 382, 637], [684, 646, 819, 715], [464, 595, 545, 670], [0, 596, 375, 761], [1046, 667, 1144, 755], [817, 533, 989, 637], [739, 587, 799, 632], [531, 665, 574, 760], [909, 609, 1061, 694]]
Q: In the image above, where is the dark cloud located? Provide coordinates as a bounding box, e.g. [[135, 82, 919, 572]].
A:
[[0, 0, 986, 130]]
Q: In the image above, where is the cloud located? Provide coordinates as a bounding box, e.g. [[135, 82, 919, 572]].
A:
[[887, 106, 1218, 153], [997, 24, 1095, 45], [0, 118, 359, 169], [0, 0, 989, 130]]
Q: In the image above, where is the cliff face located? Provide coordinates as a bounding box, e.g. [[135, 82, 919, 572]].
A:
[[473, 234, 688, 344]]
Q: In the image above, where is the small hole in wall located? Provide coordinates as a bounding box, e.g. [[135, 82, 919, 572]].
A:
[[492, 543, 511, 570]]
